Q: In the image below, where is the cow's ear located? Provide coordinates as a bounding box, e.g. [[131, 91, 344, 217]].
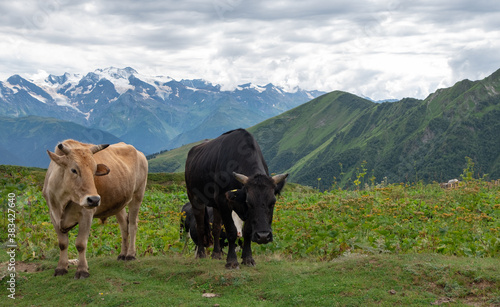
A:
[[275, 180, 286, 195], [225, 189, 246, 203], [272, 173, 288, 195], [47, 150, 68, 167], [95, 164, 110, 176]]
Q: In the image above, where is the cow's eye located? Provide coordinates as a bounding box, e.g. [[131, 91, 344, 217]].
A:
[[71, 168, 78, 174]]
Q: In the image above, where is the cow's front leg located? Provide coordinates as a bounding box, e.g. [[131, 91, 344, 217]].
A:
[[241, 222, 255, 266], [115, 208, 129, 260], [54, 228, 69, 276], [54, 202, 79, 276], [74, 212, 93, 279], [225, 240, 239, 269], [220, 209, 239, 269]]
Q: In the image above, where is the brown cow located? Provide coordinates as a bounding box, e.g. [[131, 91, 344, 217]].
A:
[[42, 140, 148, 279]]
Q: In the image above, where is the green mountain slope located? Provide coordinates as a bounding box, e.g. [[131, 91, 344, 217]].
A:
[[147, 141, 205, 173], [249, 91, 375, 174], [251, 69, 500, 188], [148, 69, 500, 189]]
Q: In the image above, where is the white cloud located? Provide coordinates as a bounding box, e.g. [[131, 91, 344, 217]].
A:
[[1, 0, 500, 100]]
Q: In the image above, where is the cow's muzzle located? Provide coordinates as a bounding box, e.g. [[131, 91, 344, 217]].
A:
[[86, 196, 101, 207], [252, 231, 273, 244]]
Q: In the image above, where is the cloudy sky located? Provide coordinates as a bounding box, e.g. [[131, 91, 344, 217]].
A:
[[1, 0, 500, 100]]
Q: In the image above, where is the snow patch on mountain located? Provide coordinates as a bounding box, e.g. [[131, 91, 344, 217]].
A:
[[1, 81, 20, 94], [27, 92, 48, 104], [93, 67, 134, 94]]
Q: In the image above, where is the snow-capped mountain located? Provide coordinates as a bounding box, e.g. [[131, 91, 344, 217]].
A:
[[0, 67, 324, 153]]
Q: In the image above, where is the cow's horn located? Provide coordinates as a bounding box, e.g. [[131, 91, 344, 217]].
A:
[[233, 172, 248, 184], [57, 143, 71, 155], [90, 144, 110, 154], [272, 173, 289, 184]]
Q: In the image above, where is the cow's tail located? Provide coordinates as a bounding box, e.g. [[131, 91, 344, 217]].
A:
[[180, 210, 190, 254]]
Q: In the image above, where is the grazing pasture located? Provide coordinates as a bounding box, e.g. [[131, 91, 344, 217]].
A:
[[1, 165, 499, 305]]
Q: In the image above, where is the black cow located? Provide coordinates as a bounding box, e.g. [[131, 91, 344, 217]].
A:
[[185, 129, 288, 269]]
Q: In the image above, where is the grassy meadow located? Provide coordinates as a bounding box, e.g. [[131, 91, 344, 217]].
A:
[[1, 164, 499, 306]]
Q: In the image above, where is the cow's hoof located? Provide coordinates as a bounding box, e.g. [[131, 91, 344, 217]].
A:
[[54, 268, 68, 276], [117, 255, 126, 260], [74, 271, 90, 279], [242, 257, 256, 267], [125, 255, 136, 261], [225, 262, 240, 270], [211, 251, 222, 260], [196, 251, 207, 259]]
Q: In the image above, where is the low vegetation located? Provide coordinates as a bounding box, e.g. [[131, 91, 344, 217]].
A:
[[1, 164, 499, 305]]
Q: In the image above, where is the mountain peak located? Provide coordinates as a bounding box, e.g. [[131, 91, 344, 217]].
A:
[[235, 82, 308, 95], [47, 72, 71, 85], [94, 67, 138, 80], [180, 79, 220, 91], [6, 74, 26, 85], [236, 83, 267, 93]]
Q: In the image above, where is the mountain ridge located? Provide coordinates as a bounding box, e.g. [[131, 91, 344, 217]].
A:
[[148, 68, 500, 188], [0, 67, 324, 153]]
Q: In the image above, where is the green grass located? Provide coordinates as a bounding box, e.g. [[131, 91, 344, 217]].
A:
[[1, 165, 500, 305], [146, 172, 185, 193], [5, 254, 500, 306], [265, 181, 500, 259]]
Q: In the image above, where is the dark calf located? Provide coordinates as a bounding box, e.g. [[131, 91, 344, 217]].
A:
[[180, 202, 243, 251]]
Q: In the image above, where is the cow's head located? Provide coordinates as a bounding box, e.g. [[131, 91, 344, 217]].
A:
[[47, 143, 110, 208], [226, 172, 288, 244]]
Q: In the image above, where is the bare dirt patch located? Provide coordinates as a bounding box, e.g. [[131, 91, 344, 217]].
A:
[[0, 261, 41, 279], [14, 262, 41, 273]]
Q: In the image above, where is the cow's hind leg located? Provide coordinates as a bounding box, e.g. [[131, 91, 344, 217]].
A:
[[125, 201, 140, 260], [54, 229, 69, 276], [115, 208, 129, 260], [74, 213, 93, 279]]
